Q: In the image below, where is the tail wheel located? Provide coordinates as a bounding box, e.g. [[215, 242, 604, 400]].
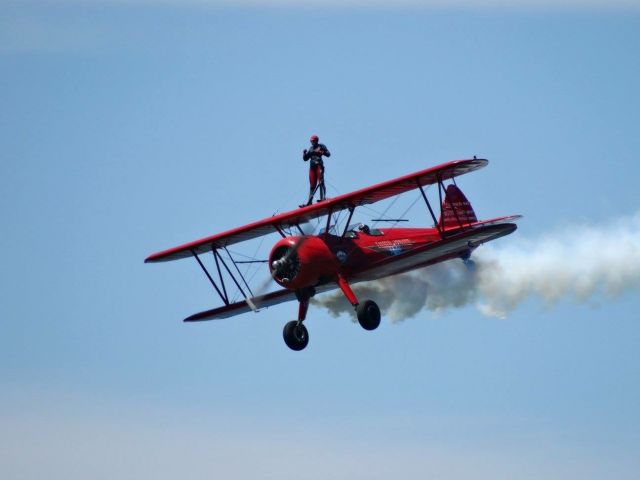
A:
[[283, 321, 309, 351], [356, 300, 381, 331], [463, 258, 476, 272]]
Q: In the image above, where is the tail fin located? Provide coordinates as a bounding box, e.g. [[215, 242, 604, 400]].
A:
[[438, 184, 477, 229]]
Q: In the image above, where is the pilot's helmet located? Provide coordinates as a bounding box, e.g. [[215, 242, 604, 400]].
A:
[[358, 223, 370, 234]]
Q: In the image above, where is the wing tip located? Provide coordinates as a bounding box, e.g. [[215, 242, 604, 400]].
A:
[[144, 256, 165, 264], [144, 250, 194, 263], [462, 157, 489, 168], [183, 312, 210, 322]]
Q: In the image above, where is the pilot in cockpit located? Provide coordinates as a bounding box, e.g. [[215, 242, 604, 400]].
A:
[[357, 223, 371, 235]]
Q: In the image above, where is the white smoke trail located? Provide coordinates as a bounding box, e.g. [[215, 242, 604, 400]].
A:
[[312, 212, 640, 320]]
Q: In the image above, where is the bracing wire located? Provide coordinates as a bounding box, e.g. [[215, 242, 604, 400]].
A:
[[390, 194, 422, 228], [371, 194, 400, 229]]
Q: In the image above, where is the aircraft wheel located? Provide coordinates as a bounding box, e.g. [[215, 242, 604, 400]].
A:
[[356, 300, 381, 331], [283, 321, 309, 351]]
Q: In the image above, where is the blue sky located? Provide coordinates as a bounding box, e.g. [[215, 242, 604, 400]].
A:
[[1, 2, 639, 478]]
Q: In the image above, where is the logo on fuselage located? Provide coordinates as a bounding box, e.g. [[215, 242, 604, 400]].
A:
[[336, 250, 348, 264], [368, 238, 414, 256]]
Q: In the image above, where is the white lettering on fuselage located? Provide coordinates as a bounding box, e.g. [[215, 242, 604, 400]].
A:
[[370, 238, 415, 256]]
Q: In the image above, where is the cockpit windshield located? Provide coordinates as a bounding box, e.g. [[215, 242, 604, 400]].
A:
[[320, 223, 384, 237]]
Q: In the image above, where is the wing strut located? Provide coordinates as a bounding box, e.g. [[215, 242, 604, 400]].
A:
[[417, 180, 441, 235], [212, 249, 229, 302], [342, 206, 356, 237], [325, 208, 333, 235], [192, 249, 229, 305], [436, 177, 450, 235], [213, 249, 252, 304], [223, 246, 255, 298], [191, 247, 259, 309]]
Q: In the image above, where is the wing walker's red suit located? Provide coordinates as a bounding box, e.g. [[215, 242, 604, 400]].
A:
[[302, 134, 331, 207]]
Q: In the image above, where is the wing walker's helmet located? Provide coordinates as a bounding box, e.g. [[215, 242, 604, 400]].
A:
[[310, 134, 319, 143]]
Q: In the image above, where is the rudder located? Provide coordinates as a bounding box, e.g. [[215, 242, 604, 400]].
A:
[[438, 184, 477, 229]]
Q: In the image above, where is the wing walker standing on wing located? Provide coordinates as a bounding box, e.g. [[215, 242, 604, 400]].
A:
[[301, 134, 331, 207], [146, 157, 521, 351]]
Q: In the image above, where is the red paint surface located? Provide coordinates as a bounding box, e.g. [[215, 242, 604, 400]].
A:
[[146, 158, 521, 322]]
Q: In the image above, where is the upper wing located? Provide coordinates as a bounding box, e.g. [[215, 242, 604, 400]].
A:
[[145, 158, 488, 263]]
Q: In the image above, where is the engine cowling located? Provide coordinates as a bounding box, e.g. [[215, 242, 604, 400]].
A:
[[268, 236, 340, 289]]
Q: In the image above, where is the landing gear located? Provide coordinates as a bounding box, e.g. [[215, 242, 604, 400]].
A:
[[336, 274, 381, 331], [282, 287, 313, 351], [281, 279, 382, 350], [356, 300, 381, 331], [283, 321, 309, 351]]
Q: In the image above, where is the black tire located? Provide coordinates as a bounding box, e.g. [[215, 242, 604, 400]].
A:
[[356, 300, 381, 331], [283, 321, 309, 351]]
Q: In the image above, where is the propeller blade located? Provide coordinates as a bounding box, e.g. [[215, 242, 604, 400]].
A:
[[250, 235, 311, 309]]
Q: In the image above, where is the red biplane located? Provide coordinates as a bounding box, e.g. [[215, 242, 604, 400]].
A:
[[145, 158, 520, 350]]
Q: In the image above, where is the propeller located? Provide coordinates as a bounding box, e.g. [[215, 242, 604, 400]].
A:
[[239, 219, 319, 311], [250, 235, 311, 309]]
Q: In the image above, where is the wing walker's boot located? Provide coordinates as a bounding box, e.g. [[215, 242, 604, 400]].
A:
[[318, 182, 326, 202], [300, 186, 318, 208]]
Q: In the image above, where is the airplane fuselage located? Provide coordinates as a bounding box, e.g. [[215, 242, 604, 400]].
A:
[[268, 225, 482, 291]]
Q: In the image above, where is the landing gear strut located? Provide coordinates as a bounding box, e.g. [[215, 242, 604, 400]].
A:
[[281, 278, 382, 351], [337, 275, 381, 331], [282, 287, 314, 351]]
